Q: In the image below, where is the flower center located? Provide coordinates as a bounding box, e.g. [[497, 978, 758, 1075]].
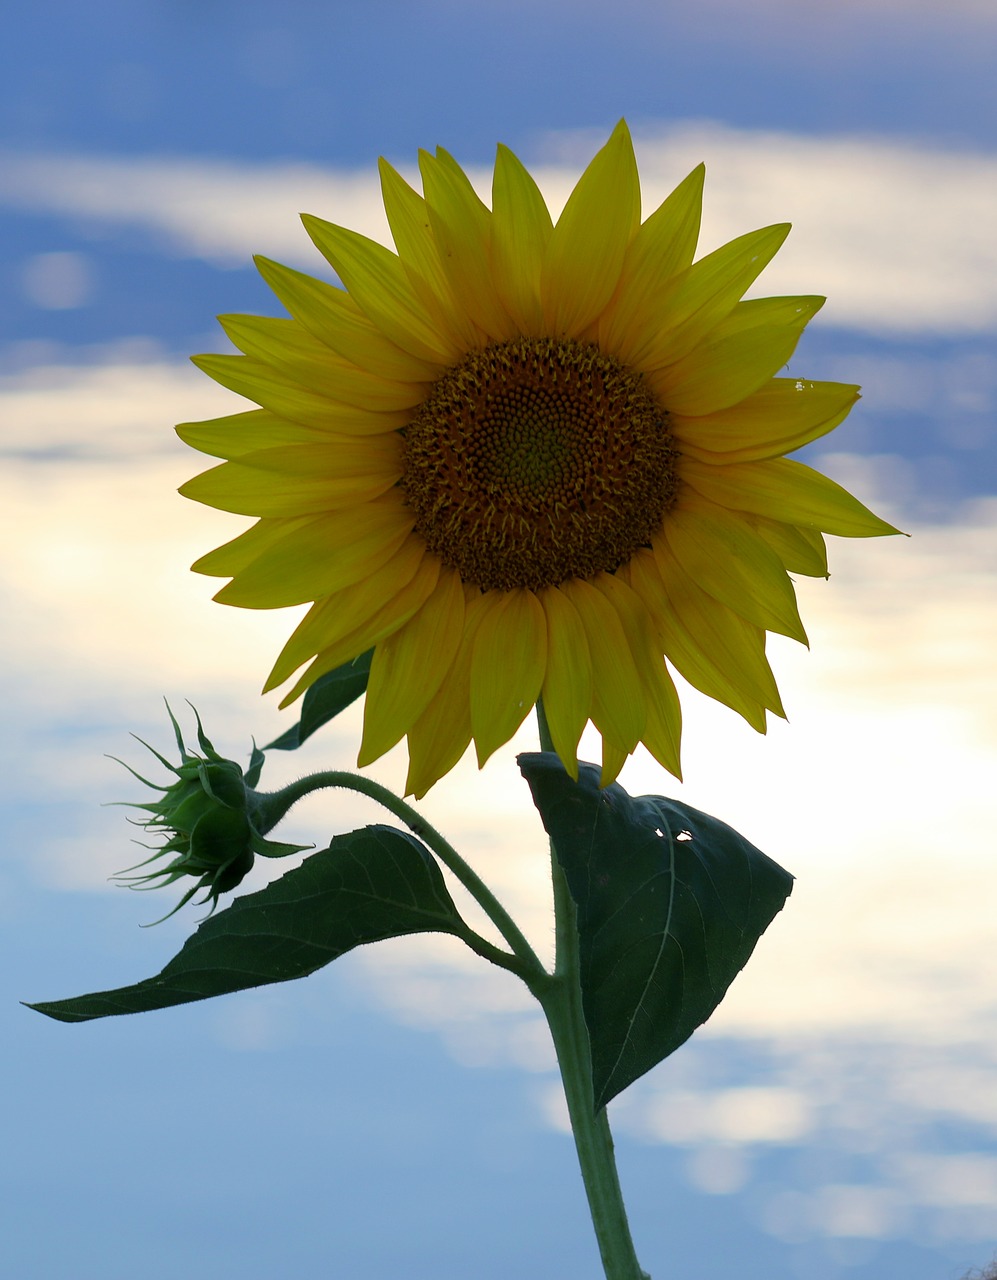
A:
[[401, 338, 679, 592]]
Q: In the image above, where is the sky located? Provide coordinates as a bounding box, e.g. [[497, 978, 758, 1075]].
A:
[[2, 4, 996, 1279]]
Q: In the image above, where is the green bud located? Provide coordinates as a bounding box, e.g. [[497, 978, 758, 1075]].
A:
[[112, 702, 309, 922]]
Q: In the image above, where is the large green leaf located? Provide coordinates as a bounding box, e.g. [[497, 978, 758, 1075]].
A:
[[265, 649, 372, 751], [28, 824, 467, 1023], [519, 753, 794, 1108]]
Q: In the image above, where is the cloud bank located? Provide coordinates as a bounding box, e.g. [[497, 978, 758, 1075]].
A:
[[3, 122, 997, 335], [4, 355, 995, 1245]]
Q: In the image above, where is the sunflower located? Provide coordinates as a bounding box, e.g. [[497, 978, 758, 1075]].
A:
[[178, 120, 897, 798]]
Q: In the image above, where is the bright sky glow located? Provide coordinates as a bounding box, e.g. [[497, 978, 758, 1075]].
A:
[[3, 356, 995, 1247]]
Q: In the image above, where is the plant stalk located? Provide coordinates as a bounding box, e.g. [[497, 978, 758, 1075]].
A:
[[535, 704, 649, 1279]]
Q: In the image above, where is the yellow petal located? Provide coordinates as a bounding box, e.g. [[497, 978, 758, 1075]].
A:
[[747, 514, 829, 578], [275, 550, 441, 702], [662, 496, 808, 643], [490, 143, 554, 336], [649, 296, 823, 416], [180, 461, 392, 517], [470, 588, 548, 766], [405, 587, 488, 798], [538, 586, 593, 779], [655, 545, 784, 719], [190, 353, 411, 435], [634, 223, 791, 370], [176, 409, 329, 460], [359, 567, 466, 764], [377, 158, 483, 350], [681, 456, 902, 538], [599, 737, 631, 788], [217, 314, 427, 411], [419, 149, 518, 342], [561, 576, 645, 753], [671, 377, 860, 464], [541, 120, 641, 338], [191, 515, 311, 578], [624, 547, 781, 730], [265, 534, 431, 689], [592, 571, 683, 779], [178, 437, 403, 517], [599, 163, 705, 360], [637, 657, 683, 781], [254, 255, 443, 382], [233, 435, 402, 475], [301, 214, 459, 364], [214, 496, 414, 608]]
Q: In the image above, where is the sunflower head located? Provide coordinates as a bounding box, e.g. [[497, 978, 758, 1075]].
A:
[[178, 120, 898, 797]]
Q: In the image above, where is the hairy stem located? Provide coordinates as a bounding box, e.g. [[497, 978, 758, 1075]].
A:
[[258, 771, 546, 984]]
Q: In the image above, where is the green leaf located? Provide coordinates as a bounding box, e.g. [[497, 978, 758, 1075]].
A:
[[265, 650, 373, 751], [27, 824, 467, 1023], [244, 740, 266, 788], [519, 752, 794, 1108]]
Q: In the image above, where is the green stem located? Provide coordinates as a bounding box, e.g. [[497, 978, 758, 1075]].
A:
[[257, 771, 546, 985], [535, 704, 649, 1280], [260, 721, 648, 1275]]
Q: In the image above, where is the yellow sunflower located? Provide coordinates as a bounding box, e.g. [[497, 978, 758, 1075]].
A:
[[178, 120, 897, 798]]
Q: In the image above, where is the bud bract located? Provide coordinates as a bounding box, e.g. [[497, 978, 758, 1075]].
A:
[[113, 703, 307, 920]]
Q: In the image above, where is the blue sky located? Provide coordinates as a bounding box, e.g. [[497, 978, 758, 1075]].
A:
[[4, 0, 995, 158], [3, 4, 997, 1278]]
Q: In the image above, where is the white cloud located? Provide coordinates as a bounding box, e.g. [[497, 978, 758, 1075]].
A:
[[0, 150, 388, 268], [642, 1086, 814, 1145], [21, 251, 96, 310], [3, 122, 997, 334], [0, 352, 229, 457]]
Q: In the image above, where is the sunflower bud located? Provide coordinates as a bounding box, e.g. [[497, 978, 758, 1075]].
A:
[[114, 703, 308, 920]]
